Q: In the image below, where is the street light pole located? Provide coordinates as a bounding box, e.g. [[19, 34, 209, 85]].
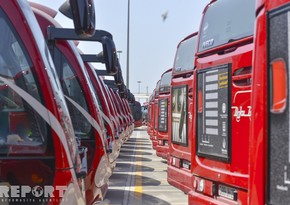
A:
[[126, 0, 130, 89], [137, 81, 141, 94]]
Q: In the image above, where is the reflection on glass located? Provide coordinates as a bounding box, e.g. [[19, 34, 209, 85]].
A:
[[171, 86, 187, 145], [59, 53, 92, 139], [173, 35, 197, 73], [0, 12, 47, 154]]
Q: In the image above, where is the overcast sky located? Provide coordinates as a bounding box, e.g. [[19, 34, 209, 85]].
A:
[[29, 0, 210, 97]]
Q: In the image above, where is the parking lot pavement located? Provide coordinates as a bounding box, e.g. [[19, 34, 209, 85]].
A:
[[96, 127, 188, 205]]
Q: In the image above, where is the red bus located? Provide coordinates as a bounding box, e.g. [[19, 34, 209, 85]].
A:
[[108, 87, 131, 140], [0, 0, 95, 204], [105, 85, 128, 143], [98, 77, 125, 143], [167, 33, 198, 193], [147, 92, 155, 139], [188, 0, 255, 204], [32, 6, 116, 203], [249, 0, 290, 204], [156, 68, 172, 160], [84, 63, 121, 169], [152, 80, 161, 150], [80, 53, 130, 164], [123, 97, 134, 133]]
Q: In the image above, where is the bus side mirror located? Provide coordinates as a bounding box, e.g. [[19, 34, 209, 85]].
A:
[[118, 83, 126, 94], [59, 0, 96, 37], [114, 64, 124, 85], [102, 36, 118, 75]]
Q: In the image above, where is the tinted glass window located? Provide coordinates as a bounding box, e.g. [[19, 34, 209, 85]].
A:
[[160, 71, 172, 92], [57, 49, 92, 139], [198, 0, 255, 52], [88, 69, 104, 113], [0, 10, 48, 154], [155, 81, 161, 97], [174, 35, 197, 73]]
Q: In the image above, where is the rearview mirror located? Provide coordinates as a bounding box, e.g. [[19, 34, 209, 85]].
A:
[[114, 62, 124, 85], [59, 0, 96, 37], [102, 36, 118, 75], [118, 83, 126, 94], [126, 89, 131, 100]]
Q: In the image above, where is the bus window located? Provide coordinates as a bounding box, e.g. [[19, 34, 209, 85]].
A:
[[57, 49, 92, 139], [173, 36, 196, 73], [159, 71, 171, 93], [0, 9, 48, 154], [198, 0, 255, 52]]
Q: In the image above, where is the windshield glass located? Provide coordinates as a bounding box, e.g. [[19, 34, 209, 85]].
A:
[[18, 0, 77, 159], [55, 48, 92, 139], [0, 8, 48, 154], [155, 81, 161, 97], [174, 35, 197, 73], [160, 71, 172, 92], [198, 0, 255, 52]]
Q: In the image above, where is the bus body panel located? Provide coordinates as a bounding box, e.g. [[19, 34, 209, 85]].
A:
[[250, 1, 290, 204], [249, 5, 267, 205]]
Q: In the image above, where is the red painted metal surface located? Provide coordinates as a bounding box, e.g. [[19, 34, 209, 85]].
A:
[[188, 0, 254, 203], [167, 33, 198, 193]]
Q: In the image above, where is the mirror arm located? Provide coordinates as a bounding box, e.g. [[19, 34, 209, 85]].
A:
[[103, 80, 116, 86], [81, 54, 104, 63], [47, 27, 113, 41], [95, 70, 110, 76], [103, 80, 118, 91]]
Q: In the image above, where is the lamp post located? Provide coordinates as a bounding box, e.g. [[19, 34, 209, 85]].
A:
[[137, 81, 141, 94], [126, 0, 130, 89]]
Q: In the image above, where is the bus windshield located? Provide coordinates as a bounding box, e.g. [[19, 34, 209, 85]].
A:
[[173, 35, 197, 74], [198, 0, 255, 52], [0, 8, 48, 154], [155, 81, 161, 97], [160, 71, 172, 92]]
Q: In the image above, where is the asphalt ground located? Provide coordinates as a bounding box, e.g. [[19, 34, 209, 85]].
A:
[[96, 126, 188, 205]]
